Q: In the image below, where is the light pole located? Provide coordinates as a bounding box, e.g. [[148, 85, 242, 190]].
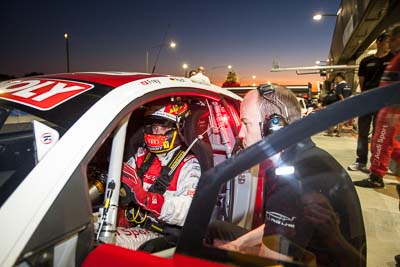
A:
[[315, 58, 333, 66], [315, 59, 328, 65], [313, 8, 341, 21], [146, 41, 177, 73], [182, 63, 188, 77], [64, 33, 70, 72], [313, 14, 336, 21]]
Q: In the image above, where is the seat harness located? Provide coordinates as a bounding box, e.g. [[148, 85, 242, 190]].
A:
[[136, 147, 186, 194]]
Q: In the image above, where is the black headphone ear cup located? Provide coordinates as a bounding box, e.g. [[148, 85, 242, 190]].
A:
[[261, 113, 288, 137]]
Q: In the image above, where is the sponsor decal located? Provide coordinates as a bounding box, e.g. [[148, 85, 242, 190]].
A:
[[146, 138, 162, 145], [33, 120, 60, 161], [266, 211, 295, 229], [40, 132, 53, 144], [151, 195, 158, 204], [169, 77, 185, 82], [163, 140, 170, 148], [143, 174, 157, 182], [116, 228, 151, 238], [191, 79, 211, 86], [374, 124, 388, 160], [0, 79, 94, 110], [140, 79, 161, 85]]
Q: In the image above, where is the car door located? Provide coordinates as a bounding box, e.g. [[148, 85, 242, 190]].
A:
[[176, 83, 400, 266]]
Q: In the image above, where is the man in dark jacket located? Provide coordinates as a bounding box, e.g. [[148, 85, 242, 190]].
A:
[[209, 85, 366, 266]]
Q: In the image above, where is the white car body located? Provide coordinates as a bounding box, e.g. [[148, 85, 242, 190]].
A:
[[0, 72, 243, 266]]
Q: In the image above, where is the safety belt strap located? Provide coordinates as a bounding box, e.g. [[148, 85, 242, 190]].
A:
[[148, 148, 186, 194], [136, 148, 186, 195], [136, 152, 155, 179]]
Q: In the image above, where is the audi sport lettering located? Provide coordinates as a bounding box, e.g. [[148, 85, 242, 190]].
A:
[[0, 79, 94, 110], [374, 124, 388, 160]]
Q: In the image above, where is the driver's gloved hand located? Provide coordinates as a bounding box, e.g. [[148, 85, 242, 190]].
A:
[[120, 162, 164, 216]]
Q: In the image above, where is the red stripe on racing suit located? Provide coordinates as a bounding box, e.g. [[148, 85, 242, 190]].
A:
[[370, 52, 400, 177]]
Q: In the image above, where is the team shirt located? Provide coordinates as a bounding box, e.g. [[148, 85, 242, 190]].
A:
[[358, 52, 394, 91]]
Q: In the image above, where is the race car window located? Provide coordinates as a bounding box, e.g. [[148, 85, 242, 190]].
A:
[[0, 106, 59, 207], [86, 95, 242, 252]]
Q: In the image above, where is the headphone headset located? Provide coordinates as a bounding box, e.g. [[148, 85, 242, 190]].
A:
[[257, 84, 289, 137]]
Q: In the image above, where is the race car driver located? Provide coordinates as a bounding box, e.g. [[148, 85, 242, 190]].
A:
[[354, 23, 400, 188], [119, 100, 201, 250]]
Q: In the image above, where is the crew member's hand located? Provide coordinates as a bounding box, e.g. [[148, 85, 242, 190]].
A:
[[121, 162, 164, 216], [218, 240, 241, 252]]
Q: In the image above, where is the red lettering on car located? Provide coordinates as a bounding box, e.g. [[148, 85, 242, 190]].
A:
[[0, 79, 94, 110]]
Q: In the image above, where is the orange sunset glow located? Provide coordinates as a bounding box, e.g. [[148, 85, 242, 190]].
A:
[[209, 71, 322, 88]]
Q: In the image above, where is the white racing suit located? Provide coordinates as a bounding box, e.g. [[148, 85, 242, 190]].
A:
[[117, 146, 201, 250]]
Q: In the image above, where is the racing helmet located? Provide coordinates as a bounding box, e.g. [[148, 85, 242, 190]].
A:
[[143, 101, 189, 153]]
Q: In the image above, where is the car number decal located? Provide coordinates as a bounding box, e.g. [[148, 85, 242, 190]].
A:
[[0, 79, 94, 110]]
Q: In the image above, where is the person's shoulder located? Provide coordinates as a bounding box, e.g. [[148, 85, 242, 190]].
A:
[[191, 73, 210, 83], [360, 55, 375, 63], [181, 153, 200, 165], [285, 139, 315, 160], [384, 52, 396, 61], [190, 73, 202, 82], [190, 73, 201, 79], [293, 143, 345, 172], [336, 82, 345, 90]]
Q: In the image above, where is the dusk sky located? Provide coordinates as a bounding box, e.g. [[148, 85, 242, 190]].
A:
[[1, 0, 340, 86]]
